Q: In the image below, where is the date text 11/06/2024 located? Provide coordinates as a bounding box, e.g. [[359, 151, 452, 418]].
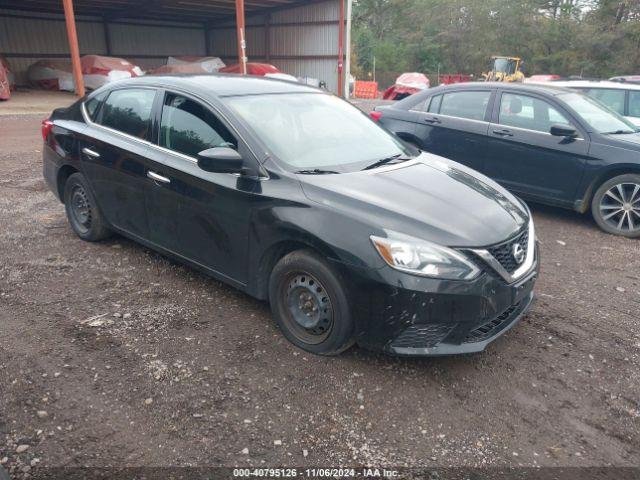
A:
[[232, 468, 400, 478]]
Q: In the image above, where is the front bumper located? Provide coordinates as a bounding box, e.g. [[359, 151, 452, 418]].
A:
[[342, 244, 539, 356]]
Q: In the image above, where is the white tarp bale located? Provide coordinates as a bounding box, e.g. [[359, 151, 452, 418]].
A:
[[83, 70, 136, 90]]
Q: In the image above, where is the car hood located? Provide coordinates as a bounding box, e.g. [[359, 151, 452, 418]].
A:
[[299, 153, 529, 247], [606, 131, 640, 147], [624, 117, 640, 127]]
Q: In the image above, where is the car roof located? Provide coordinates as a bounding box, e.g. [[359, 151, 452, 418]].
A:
[[425, 81, 574, 96], [99, 73, 321, 97], [547, 80, 640, 90]]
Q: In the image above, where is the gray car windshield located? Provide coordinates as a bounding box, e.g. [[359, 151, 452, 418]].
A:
[[224, 93, 410, 171], [559, 92, 639, 134]]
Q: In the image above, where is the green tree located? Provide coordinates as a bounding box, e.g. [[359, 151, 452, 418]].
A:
[[352, 0, 640, 86]]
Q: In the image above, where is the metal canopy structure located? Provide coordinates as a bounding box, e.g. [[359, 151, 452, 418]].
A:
[[0, 0, 322, 24], [0, 0, 349, 97]]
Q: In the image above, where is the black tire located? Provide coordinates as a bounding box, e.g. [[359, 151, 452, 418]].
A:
[[591, 174, 640, 238], [269, 250, 354, 355], [63, 172, 111, 241]]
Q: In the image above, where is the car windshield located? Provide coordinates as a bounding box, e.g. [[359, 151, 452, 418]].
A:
[[223, 93, 411, 171], [559, 92, 639, 134]]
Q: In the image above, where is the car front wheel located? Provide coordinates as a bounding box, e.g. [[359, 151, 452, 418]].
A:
[[592, 174, 640, 238], [269, 250, 354, 355]]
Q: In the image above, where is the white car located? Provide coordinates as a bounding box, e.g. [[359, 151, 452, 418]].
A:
[[549, 80, 640, 126]]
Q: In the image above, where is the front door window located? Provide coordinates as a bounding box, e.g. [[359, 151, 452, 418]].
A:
[[160, 94, 237, 158], [499, 93, 572, 133]]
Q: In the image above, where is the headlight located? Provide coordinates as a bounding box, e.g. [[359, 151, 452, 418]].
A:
[[370, 232, 480, 280]]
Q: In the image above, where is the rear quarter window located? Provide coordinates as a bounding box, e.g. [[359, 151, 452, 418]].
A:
[[84, 91, 107, 121], [427, 95, 442, 113]]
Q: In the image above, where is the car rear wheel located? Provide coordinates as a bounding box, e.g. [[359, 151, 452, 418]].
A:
[[269, 250, 354, 355], [592, 174, 640, 238], [63, 172, 111, 241]]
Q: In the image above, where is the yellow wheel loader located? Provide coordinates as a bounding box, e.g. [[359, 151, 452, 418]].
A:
[[483, 56, 525, 82]]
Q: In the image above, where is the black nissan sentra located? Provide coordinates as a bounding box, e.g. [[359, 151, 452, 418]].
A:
[[42, 75, 538, 356]]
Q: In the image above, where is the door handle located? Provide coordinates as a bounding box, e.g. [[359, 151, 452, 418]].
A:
[[147, 171, 170, 184], [492, 129, 513, 137], [423, 117, 441, 124], [82, 147, 100, 158]]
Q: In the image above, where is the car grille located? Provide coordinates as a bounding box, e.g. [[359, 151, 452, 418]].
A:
[[391, 323, 454, 349], [463, 302, 521, 344], [486, 228, 529, 274]]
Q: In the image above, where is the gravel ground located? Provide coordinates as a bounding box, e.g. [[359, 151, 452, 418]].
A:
[[1, 113, 639, 478], [0, 90, 77, 117]]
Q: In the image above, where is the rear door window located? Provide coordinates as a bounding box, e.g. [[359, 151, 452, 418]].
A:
[[98, 88, 156, 140], [160, 93, 237, 158], [499, 93, 572, 133], [581, 88, 625, 115], [439, 91, 491, 121]]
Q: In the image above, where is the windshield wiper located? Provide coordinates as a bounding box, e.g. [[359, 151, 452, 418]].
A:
[[362, 153, 411, 171], [294, 169, 340, 175], [603, 129, 637, 135]]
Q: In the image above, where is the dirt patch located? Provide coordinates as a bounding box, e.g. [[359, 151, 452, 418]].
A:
[[0, 115, 639, 478]]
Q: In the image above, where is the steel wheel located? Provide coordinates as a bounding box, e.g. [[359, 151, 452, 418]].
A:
[[63, 173, 111, 241], [599, 182, 640, 234], [282, 272, 334, 345], [69, 184, 93, 234]]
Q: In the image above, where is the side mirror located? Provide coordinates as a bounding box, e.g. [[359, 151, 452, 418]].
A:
[[197, 147, 243, 174], [550, 124, 578, 137]]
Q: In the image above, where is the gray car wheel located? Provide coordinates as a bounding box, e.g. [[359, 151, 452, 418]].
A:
[[592, 174, 640, 238]]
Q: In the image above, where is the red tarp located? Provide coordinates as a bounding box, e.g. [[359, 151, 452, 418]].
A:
[[28, 56, 144, 91], [1, 55, 15, 86], [383, 72, 430, 100], [166, 56, 225, 72], [220, 63, 281, 76], [0, 64, 10, 100], [28, 59, 74, 91], [1, 56, 14, 100], [149, 63, 209, 75], [80, 55, 142, 76], [80, 55, 144, 89]]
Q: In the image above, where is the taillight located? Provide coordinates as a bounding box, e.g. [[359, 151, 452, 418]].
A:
[[370, 111, 383, 121], [41, 119, 54, 141]]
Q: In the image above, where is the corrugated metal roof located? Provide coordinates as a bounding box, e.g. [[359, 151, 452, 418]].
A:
[[0, 0, 324, 24]]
